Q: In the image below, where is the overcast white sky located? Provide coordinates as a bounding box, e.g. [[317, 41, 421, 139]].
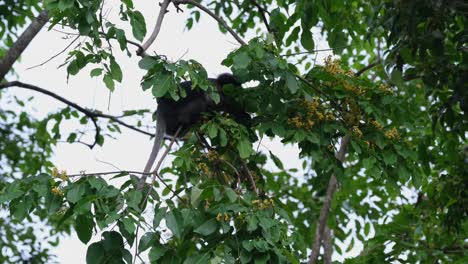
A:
[[5, 1, 360, 263]]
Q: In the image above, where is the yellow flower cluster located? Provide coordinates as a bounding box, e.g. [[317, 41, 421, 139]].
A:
[[324, 55, 354, 76], [51, 167, 69, 181], [352, 126, 363, 138], [343, 81, 364, 95], [379, 83, 393, 94], [344, 99, 361, 126], [198, 163, 209, 175], [51, 186, 64, 196], [207, 150, 219, 161], [370, 120, 384, 130], [287, 116, 315, 129], [216, 212, 230, 222], [288, 98, 335, 130], [252, 198, 274, 210], [385, 127, 400, 141]]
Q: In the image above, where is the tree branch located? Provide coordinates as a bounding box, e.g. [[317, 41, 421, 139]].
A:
[[308, 135, 350, 264], [355, 60, 382, 77], [0, 81, 154, 146], [0, 9, 49, 81], [323, 226, 333, 264], [248, 0, 271, 32], [138, 0, 172, 56], [173, 0, 246, 46]]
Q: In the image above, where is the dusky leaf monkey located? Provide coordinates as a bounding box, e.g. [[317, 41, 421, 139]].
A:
[[139, 73, 250, 188]]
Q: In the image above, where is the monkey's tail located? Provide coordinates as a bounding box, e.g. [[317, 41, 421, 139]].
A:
[[138, 109, 166, 189]]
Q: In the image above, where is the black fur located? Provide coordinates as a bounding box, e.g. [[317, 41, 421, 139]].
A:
[[156, 73, 248, 136]]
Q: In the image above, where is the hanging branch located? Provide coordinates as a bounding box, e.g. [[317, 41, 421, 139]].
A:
[[0, 81, 154, 147], [138, 0, 172, 56], [0, 9, 49, 80], [173, 0, 247, 46], [308, 135, 350, 264]]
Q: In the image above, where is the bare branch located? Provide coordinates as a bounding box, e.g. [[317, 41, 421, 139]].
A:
[[0, 81, 154, 146], [282, 46, 352, 57], [138, 0, 172, 55], [26, 36, 80, 70], [0, 10, 49, 81], [173, 0, 247, 46], [241, 159, 258, 194], [68, 170, 149, 178], [323, 226, 333, 264], [308, 135, 350, 264]]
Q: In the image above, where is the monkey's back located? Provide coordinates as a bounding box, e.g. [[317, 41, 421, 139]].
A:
[[156, 80, 215, 136]]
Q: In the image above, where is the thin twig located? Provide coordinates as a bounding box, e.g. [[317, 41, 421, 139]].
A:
[[355, 60, 382, 77], [282, 46, 351, 57], [308, 135, 350, 264], [26, 36, 80, 70], [248, 0, 271, 32], [173, 0, 246, 46], [67, 170, 149, 178], [139, 0, 172, 55]]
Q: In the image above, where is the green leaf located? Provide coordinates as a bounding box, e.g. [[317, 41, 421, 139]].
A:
[[138, 232, 157, 253], [126, 190, 142, 210], [285, 73, 299, 94], [383, 153, 397, 165], [76, 215, 94, 244], [269, 151, 284, 170], [233, 52, 251, 69], [122, 217, 136, 234], [58, 0, 74, 11], [138, 57, 158, 70], [300, 29, 314, 51], [110, 58, 123, 82], [194, 219, 218, 236], [191, 185, 202, 207], [129, 11, 147, 41], [149, 244, 167, 262], [152, 74, 176, 98], [103, 74, 115, 91], [237, 139, 253, 159], [153, 207, 167, 227], [86, 242, 105, 264], [90, 68, 103, 77], [224, 187, 237, 202], [67, 183, 86, 203], [166, 210, 183, 239]]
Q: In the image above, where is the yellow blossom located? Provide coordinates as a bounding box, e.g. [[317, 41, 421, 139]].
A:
[[370, 120, 384, 130], [207, 150, 218, 161], [224, 213, 230, 221], [385, 127, 400, 141], [352, 126, 363, 138], [216, 213, 223, 221], [59, 170, 69, 181], [51, 167, 59, 177], [198, 163, 209, 175], [51, 186, 64, 196], [379, 83, 393, 94]]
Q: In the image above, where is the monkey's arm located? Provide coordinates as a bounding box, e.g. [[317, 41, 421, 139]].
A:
[[138, 109, 166, 189]]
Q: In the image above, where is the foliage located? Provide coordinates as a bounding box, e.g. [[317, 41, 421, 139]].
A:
[[0, 0, 466, 263]]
